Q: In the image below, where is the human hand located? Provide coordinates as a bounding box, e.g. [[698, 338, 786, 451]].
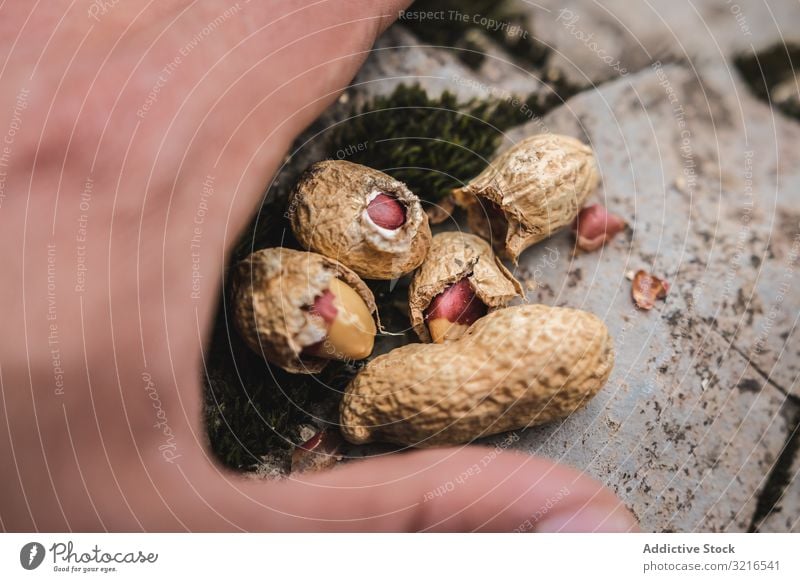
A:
[[0, 0, 637, 532]]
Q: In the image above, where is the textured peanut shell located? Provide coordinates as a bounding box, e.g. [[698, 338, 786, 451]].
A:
[[408, 232, 523, 342], [340, 304, 613, 447], [289, 160, 432, 280], [231, 248, 379, 374], [453, 134, 599, 262]]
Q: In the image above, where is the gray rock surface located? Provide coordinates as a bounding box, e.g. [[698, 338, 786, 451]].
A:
[[227, 0, 800, 532], [528, 0, 800, 87], [360, 27, 550, 102], [481, 60, 799, 531], [371, 1, 800, 531]]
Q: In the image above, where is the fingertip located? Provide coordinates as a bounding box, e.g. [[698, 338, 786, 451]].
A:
[[404, 447, 639, 533], [532, 502, 640, 533], [309, 446, 639, 533], [228, 445, 639, 533]]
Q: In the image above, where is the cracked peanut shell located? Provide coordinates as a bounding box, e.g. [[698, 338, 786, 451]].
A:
[[453, 134, 599, 262], [289, 160, 432, 280], [231, 247, 379, 374], [408, 232, 523, 342], [340, 304, 613, 447]]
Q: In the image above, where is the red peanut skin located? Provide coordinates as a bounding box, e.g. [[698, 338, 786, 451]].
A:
[[573, 204, 626, 252], [425, 279, 487, 326], [367, 193, 406, 230]]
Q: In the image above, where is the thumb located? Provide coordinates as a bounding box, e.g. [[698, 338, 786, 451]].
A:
[[203, 447, 639, 532]]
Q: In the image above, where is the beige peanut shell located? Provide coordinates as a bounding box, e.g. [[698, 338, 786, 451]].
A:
[[289, 160, 432, 280], [340, 304, 613, 447], [231, 248, 379, 374], [453, 134, 599, 262], [408, 232, 523, 342]]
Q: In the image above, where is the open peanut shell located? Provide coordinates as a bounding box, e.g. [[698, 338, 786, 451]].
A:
[[408, 232, 523, 342], [231, 248, 380, 374], [289, 160, 432, 280], [453, 134, 599, 262]]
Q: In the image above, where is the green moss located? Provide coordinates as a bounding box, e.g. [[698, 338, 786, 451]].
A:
[[203, 310, 362, 470], [204, 83, 557, 472], [404, 0, 547, 68], [327, 84, 541, 204]]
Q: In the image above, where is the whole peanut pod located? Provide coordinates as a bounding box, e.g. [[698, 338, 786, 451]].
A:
[[340, 304, 613, 447], [453, 134, 599, 262], [288, 160, 432, 280], [408, 232, 523, 343], [232, 248, 379, 374]]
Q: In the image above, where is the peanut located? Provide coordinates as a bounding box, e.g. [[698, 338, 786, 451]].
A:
[[304, 278, 376, 361], [291, 429, 343, 474], [572, 204, 626, 252], [453, 134, 599, 262], [366, 192, 406, 230], [232, 248, 379, 374], [340, 304, 613, 447], [409, 232, 523, 343], [425, 279, 487, 343], [289, 160, 432, 280]]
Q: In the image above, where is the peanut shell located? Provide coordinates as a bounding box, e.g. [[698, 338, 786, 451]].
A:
[[289, 160, 432, 280], [408, 232, 523, 342], [231, 248, 379, 374], [453, 134, 599, 261], [340, 304, 613, 447]]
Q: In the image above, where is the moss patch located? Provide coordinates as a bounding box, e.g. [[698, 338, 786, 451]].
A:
[[203, 306, 363, 470], [327, 84, 542, 204]]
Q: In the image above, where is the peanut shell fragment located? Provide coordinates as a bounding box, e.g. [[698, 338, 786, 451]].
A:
[[340, 304, 614, 447], [289, 160, 432, 280], [425, 194, 456, 225], [231, 248, 379, 374], [409, 232, 523, 343], [631, 270, 670, 310], [453, 134, 599, 262]]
